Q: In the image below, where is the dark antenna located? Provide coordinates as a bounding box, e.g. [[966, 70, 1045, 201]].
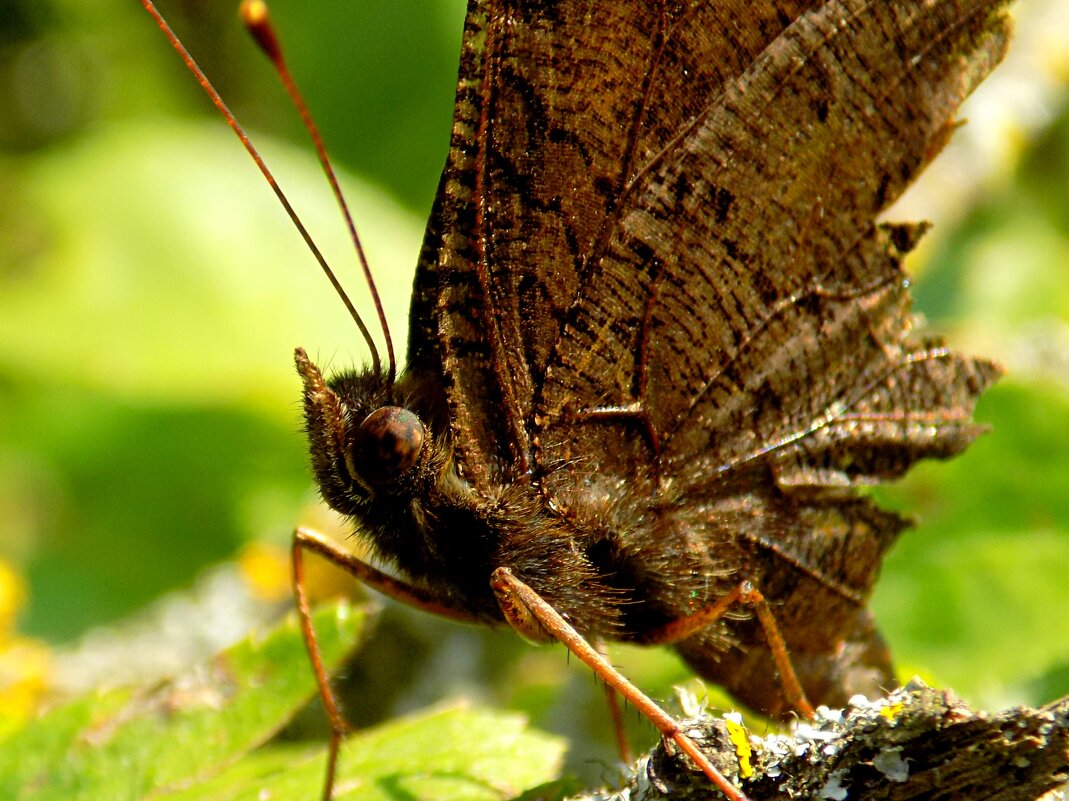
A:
[[241, 0, 396, 386], [139, 0, 389, 380]]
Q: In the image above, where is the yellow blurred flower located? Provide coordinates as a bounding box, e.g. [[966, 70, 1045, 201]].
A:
[[0, 559, 27, 639], [237, 542, 291, 602], [0, 559, 53, 735], [0, 637, 53, 737]]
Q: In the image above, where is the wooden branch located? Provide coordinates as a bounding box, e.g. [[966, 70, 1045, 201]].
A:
[[599, 679, 1068, 801]]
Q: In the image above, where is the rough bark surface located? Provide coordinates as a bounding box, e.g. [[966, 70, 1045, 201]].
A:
[[591, 680, 1068, 801]]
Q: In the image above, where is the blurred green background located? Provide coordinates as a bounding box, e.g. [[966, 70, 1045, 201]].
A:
[[1, 0, 1067, 782]]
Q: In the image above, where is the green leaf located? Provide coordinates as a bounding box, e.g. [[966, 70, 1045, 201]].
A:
[[0, 602, 367, 801], [0, 601, 565, 801], [163, 706, 567, 801]]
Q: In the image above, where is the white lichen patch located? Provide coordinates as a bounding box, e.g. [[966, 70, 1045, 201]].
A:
[[872, 746, 910, 782], [742, 682, 930, 790], [818, 768, 850, 800]]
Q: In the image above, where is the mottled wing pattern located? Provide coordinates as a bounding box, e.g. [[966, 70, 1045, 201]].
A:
[[528, 0, 1007, 711], [538, 0, 1007, 493], [409, 0, 1008, 713], [408, 0, 814, 492]]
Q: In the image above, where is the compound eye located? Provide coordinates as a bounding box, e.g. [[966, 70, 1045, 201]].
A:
[[349, 406, 425, 485]]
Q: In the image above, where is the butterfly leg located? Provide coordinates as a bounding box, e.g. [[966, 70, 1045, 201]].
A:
[[291, 528, 346, 801], [637, 581, 815, 718], [595, 640, 634, 765], [491, 567, 750, 801], [292, 526, 487, 801]]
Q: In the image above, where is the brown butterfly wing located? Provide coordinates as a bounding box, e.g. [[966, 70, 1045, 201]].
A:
[[537, 0, 1008, 490], [407, 0, 815, 491], [530, 0, 1006, 713], [410, 0, 1008, 714]]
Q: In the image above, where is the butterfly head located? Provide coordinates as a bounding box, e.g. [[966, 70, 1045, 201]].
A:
[[295, 347, 432, 514]]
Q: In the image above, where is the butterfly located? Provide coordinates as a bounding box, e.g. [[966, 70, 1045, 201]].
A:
[[151, 0, 1011, 797]]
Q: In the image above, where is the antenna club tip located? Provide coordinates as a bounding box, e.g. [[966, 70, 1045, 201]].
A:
[[239, 0, 266, 20], [239, 0, 267, 25], [240, 0, 282, 62]]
